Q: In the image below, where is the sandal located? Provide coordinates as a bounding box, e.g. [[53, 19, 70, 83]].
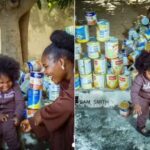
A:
[[136, 126, 150, 137]]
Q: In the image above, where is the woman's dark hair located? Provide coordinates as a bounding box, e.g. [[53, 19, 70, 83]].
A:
[[0, 55, 20, 83], [135, 50, 150, 74], [42, 30, 74, 63]]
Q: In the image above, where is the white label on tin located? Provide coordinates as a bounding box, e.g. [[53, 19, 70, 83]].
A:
[[78, 59, 92, 75], [75, 43, 82, 54], [80, 75, 92, 89], [30, 77, 43, 85], [93, 74, 105, 88], [94, 59, 107, 74]]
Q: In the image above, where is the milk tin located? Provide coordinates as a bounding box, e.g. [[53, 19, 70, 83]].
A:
[[119, 101, 130, 117], [96, 19, 110, 42], [105, 37, 119, 59], [77, 58, 92, 75], [119, 74, 130, 90], [27, 88, 42, 109], [30, 72, 44, 90], [80, 74, 93, 89], [93, 56, 107, 74], [106, 73, 118, 89], [111, 58, 124, 75], [87, 41, 100, 59], [85, 11, 97, 25], [75, 73, 80, 90], [48, 82, 60, 101], [93, 73, 106, 88], [75, 25, 89, 43], [24, 60, 42, 73]]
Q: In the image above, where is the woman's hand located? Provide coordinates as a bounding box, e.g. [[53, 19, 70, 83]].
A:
[[21, 119, 32, 132], [34, 110, 42, 126], [134, 104, 142, 116], [0, 114, 9, 122]]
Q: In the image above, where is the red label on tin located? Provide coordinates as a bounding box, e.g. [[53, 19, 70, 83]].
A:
[[115, 60, 123, 65], [119, 77, 126, 81], [109, 76, 116, 80]]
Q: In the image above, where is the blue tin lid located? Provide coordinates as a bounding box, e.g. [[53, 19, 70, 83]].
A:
[[141, 16, 149, 25], [30, 72, 44, 78], [85, 11, 96, 16]]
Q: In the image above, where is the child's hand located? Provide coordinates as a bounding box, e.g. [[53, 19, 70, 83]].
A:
[[134, 104, 142, 116], [12, 117, 19, 126], [21, 119, 32, 132], [0, 114, 9, 122]]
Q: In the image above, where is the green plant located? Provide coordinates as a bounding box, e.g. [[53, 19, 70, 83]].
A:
[[37, 0, 73, 10]]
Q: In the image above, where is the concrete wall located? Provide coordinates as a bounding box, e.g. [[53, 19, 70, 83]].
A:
[[28, 2, 74, 60]]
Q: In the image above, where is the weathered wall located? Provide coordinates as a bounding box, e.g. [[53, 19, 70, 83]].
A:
[[76, 0, 149, 40], [28, 2, 74, 60]]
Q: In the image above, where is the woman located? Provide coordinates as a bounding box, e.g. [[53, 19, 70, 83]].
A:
[[21, 30, 74, 150]]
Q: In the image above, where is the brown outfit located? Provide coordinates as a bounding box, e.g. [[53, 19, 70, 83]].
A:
[[29, 77, 74, 150], [0, 83, 25, 150]]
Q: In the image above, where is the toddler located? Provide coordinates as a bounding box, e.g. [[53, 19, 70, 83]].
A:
[[0, 55, 25, 149]]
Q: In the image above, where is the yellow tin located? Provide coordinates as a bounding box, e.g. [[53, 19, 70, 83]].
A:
[[106, 74, 118, 89], [93, 73, 106, 88], [80, 74, 93, 89], [87, 41, 100, 59]]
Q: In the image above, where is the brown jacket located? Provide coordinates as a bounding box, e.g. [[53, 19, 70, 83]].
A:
[[29, 77, 74, 150]]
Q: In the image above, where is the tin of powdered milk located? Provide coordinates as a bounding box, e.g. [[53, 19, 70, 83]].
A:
[[96, 19, 110, 42], [106, 73, 118, 89], [87, 41, 100, 59], [48, 82, 60, 101], [144, 29, 150, 41], [75, 73, 80, 90], [75, 25, 89, 43], [111, 57, 124, 75], [119, 73, 130, 91], [30, 72, 44, 90], [85, 11, 97, 25], [105, 37, 119, 59], [75, 43, 82, 60], [27, 88, 42, 109], [93, 73, 106, 88], [93, 55, 107, 74], [80, 74, 93, 89], [119, 101, 130, 117], [24, 60, 42, 73], [128, 28, 139, 40], [136, 35, 147, 51], [77, 58, 92, 75]]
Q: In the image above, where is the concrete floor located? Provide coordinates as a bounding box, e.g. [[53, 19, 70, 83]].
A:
[[75, 106, 150, 150]]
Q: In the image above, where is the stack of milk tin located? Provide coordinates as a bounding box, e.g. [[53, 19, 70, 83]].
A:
[[75, 11, 149, 91], [19, 59, 61, 118], [43, 76, 60, 103], [23, 60, 43, 118], [27, 71, 44, 118], [48, 80, 60, 101], [124, 15, 150, 62]]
